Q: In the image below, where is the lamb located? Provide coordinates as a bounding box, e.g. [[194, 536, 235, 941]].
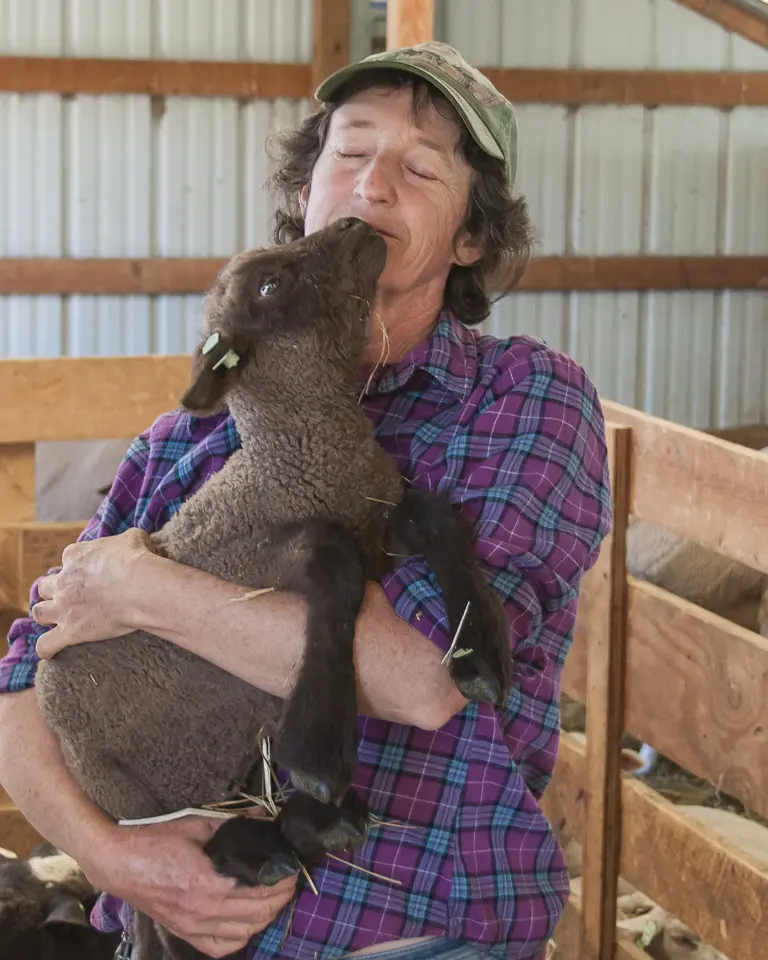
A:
[[34, 217, 513, 960], [0, 843, 122, 959]]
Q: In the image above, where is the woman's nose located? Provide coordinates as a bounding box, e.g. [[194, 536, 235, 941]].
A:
[[354, 155, 396, 205]]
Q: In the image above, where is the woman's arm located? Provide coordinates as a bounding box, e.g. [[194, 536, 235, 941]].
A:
[[32, 531, 468, 730], [0, 688, 297, 958]]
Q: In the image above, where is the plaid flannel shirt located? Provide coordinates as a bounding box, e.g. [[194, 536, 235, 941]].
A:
[[1, 311, 611, 960]]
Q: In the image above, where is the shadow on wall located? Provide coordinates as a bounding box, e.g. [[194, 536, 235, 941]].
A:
[[36, 440, 134, 524]]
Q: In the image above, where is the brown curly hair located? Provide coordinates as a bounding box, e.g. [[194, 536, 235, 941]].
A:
[[265, 69, 534, 326]]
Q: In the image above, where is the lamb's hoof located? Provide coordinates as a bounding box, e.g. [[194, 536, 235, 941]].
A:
[[203, 816, 298, 887], [257, 852, 300, 887], [449, 653, 502, 706], [290, 770, 333, 805], [279, 790, 369, 861]]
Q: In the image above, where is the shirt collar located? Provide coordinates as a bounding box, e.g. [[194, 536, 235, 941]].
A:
[[186, 311, 477, 438], [361, 310, 477, 402]]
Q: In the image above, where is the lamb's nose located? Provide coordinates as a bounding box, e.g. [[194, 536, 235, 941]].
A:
[[337, 216, 362, 231]]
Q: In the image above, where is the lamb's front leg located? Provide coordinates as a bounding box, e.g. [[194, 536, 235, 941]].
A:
[[386, 487, 513, 707], [267, 518, 367, 806]]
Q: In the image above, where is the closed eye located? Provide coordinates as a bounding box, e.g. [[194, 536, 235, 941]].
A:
[[406, 165, 439, 181]]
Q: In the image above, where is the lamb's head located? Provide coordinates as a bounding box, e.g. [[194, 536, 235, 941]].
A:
[[0, 846, 120, 959], [180, 217, 388, 419]]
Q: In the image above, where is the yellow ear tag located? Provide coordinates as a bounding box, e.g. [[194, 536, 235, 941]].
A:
[[202, 331, 220, 355], [212, 349, 240, 371]]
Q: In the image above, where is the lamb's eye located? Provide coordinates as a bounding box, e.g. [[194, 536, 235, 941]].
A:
[[259, 275, 280, 297]]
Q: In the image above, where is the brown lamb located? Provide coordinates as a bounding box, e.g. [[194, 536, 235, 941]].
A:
[[35, 217, 513, 960]]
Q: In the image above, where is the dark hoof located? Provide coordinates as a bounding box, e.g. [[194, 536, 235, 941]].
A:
[[452, 671, 497, 704], [290, 770, 332, 805], [203, 816, 297, 887], [257, 852, 299, 886], [279, 790, 369, 862], [449, 651, 504, 705]]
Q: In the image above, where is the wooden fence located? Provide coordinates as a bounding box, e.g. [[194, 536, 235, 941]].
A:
[[543, 401, 768, 960]]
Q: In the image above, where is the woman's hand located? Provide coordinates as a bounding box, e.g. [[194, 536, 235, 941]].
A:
[[83, 815, 297, 958], [33, 529, 156, 658]]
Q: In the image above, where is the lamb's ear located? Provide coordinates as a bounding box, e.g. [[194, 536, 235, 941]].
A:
[[180, 332, 247, 416], [42, 894, 90, 928]]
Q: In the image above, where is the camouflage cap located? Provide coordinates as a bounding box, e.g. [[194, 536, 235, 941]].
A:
[[315, 41, 518, 190]]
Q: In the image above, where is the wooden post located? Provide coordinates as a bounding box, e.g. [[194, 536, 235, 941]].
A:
[[579, 424, 633, 960], [312, 0, 351, 92], [386, 0, 434, 48]]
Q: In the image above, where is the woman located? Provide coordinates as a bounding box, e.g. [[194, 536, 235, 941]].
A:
[[0, 42, 611, 960]]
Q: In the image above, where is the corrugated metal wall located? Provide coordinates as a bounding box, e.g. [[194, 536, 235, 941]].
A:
[[1, 0, 766, 429], [436, 0, 768, 429], [0, 0, 313, 359]]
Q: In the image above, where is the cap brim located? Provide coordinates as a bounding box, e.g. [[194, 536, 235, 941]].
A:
[[315, 60, 505, 164]]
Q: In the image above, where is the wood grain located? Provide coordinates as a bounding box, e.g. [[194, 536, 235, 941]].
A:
[[312, 0, 351, 94], [624, 578, 768, 821], [621, 776, 768, 959], [0, 56, 312, 98], [1, 255, 765, 295], [581, 426, 633, 960], [553, 894, 654, 960], [0, 523, 85, 612], [541, 731, 589, 845], [4, 54, 768, 106], [485, 65, 768, 105], [603, 399, 768, 575], [0, 805, 44, 858], [0, 355, 190, 443], [546, 733, 768, 960], [0, 444, 35, 524], [671, 0, 768, 50], [386, 0, 435, 48]]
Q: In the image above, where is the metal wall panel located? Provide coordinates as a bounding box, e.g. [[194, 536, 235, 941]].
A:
[[0, 0, 314, 359], [2, 0, 766, 431], [439, 0, 768, 429]]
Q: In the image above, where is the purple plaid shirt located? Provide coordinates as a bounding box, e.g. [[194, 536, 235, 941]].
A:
[[1, 311, 611, 959]]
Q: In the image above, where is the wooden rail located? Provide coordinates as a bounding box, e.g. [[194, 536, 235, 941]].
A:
[[5, 56, 768, 107], [0, 255, 765, 296]]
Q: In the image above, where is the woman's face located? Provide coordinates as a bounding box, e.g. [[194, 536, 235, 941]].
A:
[[301, 84, 480, 360]]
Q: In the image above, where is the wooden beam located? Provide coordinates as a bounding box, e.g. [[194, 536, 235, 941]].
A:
[[0, 445, 35, 524], [0, 356, 190, 443], [0, 56, 312, 99], [0, 258, 228, 295], [386, 0, 434, 48], [548, 734, 768, 960], [621, 773, 768, 959], [602, 399, 768, 576], [518, 256, 768, 292], [541, 731, 589, 844], [625, 578, 768, 822], [0, 804, 43, 858], [312, 0, 351, 93], [671, 0, 768, 50], [4, 56, 768, 107], [0, 523, 85, 612], [581, 426, 632, 960], [1, 256, 765, 295], [483, 67, 768, 107], [553, 893, 656, 960]]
